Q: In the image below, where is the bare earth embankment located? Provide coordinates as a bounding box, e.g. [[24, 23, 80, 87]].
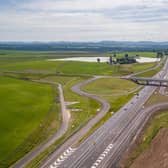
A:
[[131, 128, 168, 168]]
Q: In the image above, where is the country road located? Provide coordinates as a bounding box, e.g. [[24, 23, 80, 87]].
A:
[[13, 82, 70, 168]]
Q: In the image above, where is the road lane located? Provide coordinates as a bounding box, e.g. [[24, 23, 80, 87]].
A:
[[46, 58, 168, 168]]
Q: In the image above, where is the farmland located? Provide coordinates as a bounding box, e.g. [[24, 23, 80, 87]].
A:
[[0, 76, 57, 166], [0, 60, 157, 76], [0, 50, 162, 167]]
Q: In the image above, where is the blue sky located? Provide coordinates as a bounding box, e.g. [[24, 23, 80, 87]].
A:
[[0, 0, 168, 41]]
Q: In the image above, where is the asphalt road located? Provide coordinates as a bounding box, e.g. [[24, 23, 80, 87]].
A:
[[44, 58, 168, 168], [159, 72, 168, 96]]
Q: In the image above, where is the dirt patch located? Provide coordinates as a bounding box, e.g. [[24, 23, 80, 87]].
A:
[[130, 128, 168, 168], [119, 109, 168, 168]]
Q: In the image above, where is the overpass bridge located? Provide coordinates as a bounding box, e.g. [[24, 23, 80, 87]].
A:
[[123, 76, 168, 87]]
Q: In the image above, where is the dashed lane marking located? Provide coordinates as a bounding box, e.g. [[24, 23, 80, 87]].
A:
[[49, 147, 77, 168], [91, 143, 114, 168]]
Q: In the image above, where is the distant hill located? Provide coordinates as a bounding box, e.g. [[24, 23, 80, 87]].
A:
[[0, 41, 168, 52]]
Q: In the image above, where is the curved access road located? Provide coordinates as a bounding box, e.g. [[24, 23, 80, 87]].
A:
[[40, 76, 111, 168], [13, 81, 70, 168]]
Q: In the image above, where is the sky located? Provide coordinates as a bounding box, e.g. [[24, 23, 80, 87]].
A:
[[0, 0, 168, 42]]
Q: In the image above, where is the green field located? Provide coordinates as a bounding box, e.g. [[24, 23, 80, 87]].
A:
[[43, 75, 79, 85], [0, 60, 157, 76], [0, 50, 158, 76], [139, 64, 163, 77], [108, 52, 157, 58], [0, 76, 57, 166], [0, 50, 160, 167], [0, 50, 156, 58], [0, 73, 100, 167], [82, 78, 138, 95], [0, 50, 105, 65]]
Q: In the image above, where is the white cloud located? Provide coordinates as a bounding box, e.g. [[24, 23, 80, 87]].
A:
[[20, 0, 141, 11], [0, 0, 168, 41]]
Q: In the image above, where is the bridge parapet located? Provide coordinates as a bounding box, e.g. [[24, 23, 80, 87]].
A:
[[122, 76, 168, 87]]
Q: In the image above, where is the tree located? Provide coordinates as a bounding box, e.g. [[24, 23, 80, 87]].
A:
[[125, 53, 129, 59], [97, 58, 101, 63], [109, 56, 113, 65], [157, 52, 163, 58], [113, 53, 117, 58], [164, 51, 168, 55]]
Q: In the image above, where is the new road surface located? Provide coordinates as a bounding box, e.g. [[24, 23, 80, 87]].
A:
[[43, 58, 168, 168]]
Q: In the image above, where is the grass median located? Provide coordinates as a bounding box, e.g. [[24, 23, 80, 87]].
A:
[[82, 77, 138, 95]]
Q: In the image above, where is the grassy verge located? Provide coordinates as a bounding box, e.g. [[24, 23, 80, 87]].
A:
[[124, 86, 168, 167], [145, 90, 168, 107], [0, 50, 106, 66], [138, 60, 164, 77], [0, 76, 61, 167]]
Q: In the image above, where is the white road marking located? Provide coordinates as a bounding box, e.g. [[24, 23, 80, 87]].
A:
[[50, 165, 55, 168], [101, 154, 106, 157], [105, 148, 110, 152], [103, 151, 108, 154], [97, 159, 101, 163], [91, 144, 114, 168], [91, 166, 96, 168], [94, 163, 99, 166], [48, 147, 77, 168], [99, 156, 104, 160]]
